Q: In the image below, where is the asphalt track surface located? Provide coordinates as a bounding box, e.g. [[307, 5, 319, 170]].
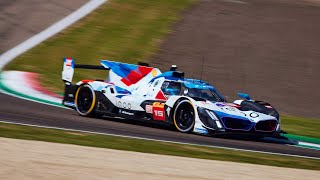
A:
[[1, 93, 320, 158], [152, 0, 320, 118], [0, 0, 320, 159], [0, 0, 87, 54]]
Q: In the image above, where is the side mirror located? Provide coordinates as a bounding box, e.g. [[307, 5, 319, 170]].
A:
[[237, 93, 252, 100]]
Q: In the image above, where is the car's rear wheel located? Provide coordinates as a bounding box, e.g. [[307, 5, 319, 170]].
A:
[[75, 84, 97, 117], [173, 100, 195, 132]]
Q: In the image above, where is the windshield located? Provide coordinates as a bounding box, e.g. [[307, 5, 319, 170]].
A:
[[186, 88, 224, 102], [161, 80, 225, 102]]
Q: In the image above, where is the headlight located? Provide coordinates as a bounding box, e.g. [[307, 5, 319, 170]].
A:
[[205, 109, 218, 120], [197, 107, 224, 130]]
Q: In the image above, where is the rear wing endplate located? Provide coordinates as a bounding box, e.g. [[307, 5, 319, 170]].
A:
[[62, 58, 109, 83]]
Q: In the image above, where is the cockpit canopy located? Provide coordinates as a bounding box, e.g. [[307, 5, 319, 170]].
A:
[[161, 80, 225, 102]]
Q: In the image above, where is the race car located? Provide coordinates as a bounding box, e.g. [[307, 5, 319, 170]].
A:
[[62, 58, 281, 135]]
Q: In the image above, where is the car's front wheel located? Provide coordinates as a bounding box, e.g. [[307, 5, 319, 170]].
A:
[[75, 84, 97, 117], [173, 100, 195, 132]]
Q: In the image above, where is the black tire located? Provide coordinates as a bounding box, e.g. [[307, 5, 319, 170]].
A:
[[75, 84, 97, 117], [173, 100, 195, 132]]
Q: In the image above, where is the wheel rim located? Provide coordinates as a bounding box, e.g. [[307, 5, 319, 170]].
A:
[[75, 84, 96, 116], [174, 100, 195, 132]]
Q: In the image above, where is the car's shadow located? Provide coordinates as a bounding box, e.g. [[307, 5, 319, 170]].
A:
[[213, 133, 298, 145], [99, 115, 176, 131], [98, 115, 298, 145]]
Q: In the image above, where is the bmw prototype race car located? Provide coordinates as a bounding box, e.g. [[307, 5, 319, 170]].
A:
[[62, 58, 281, 135]]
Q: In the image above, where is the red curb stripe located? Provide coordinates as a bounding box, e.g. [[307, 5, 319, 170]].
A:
[[24, 72, 63, 99]]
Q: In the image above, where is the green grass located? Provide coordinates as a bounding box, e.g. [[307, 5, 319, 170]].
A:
[[5, 0, 196, 93], [0, 122, 319, 170], [281, 115, 320, 139]]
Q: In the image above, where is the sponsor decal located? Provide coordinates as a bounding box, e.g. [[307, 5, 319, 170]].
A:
[[153, 80, 160, 87], [200, 101, 210, 105], [118, 101, 131, 109], [225, 107, 236, 112], [119, 109, 134, 116], [226, 103, 241, 108], [154, 110, 164, 117], [152, 102, 165, 121], [216, 103, 225, 107], [146, 105, 153, 113], [250, 112, 259, 118]]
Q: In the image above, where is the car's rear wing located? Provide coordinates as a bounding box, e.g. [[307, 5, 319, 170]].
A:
[[62, 58, 161, 92], [62, 58, 109, 84]]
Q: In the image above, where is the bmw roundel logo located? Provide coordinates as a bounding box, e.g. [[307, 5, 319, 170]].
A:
[[250, 112, 259, 118]]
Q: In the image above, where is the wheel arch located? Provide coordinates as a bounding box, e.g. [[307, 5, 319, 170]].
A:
[[75, 83, 97, 116], [166, 96, 199, 121], [165, 96, 198, 132]]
